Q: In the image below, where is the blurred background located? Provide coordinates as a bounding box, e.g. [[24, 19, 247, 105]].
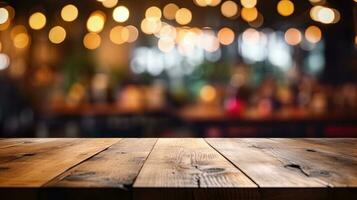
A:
[[0, 0, 356, 138]]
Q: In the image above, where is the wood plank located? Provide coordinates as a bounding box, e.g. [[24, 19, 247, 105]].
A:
[[299, 138, 357, 158], [46, 138, 157, 188], [0, 138, 57, 150], [206, 138, 326, 187], [133, 138, 257, 200], [268, 138, 357, 187], [0, 138, 120, 187]]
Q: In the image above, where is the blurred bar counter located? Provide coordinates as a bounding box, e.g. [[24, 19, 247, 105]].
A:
[[34, 103, 357, 138]]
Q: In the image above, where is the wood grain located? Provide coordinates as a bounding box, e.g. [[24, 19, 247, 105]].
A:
[[0, 138, 119, 187], [205, 138, 326, 187], [269, 138, 357, 187], [46, 138, 157, 188], [134, 138, 256, 188]]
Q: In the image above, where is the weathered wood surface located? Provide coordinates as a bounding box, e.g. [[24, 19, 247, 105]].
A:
[[0, 138, 356, 200], [0, 138, 119, 187]]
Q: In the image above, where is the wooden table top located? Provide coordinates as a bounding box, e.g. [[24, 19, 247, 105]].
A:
[[0, 138, 356, 200]]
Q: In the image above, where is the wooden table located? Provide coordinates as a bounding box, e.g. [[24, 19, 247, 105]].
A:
[[0, 138, 356, 200]]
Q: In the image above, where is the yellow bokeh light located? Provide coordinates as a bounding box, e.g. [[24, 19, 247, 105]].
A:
[[140, 18, 161, 34], [102, 0, 118, 8], [241, 0, 257, 8], [242, 28, 260, 44], [248, 13, 264, 28], [13, 33, 30, 49], [158, 38, 175, 53], [221, 1, 239, 18], [49, 26, 66, 44], [29, 12, 46, 30], [277, 0, 294, 17], [61, 4, 78, 22], [113, 6, 129, 23], [200, 85, 217, 103], [5, 6, 15, 20], [163, 3, 179, 20], [194, 0, 209, 7], [110, 26, 129, 45], [0, 20, 10, 31], [175, 8, 192, 25], [126, 25, 139, 43], [87, 11, 105, 33], [217, 27, 235, 45], [145, 6, 162, 21], [241, 7, 258, 22], [0, 7, 9, 24], [284, 28, 301, 46], [305, 25, 322, 44], [83, 32, 101, 49], [355, 35, 357, 45], [11, 25, 27, 40]]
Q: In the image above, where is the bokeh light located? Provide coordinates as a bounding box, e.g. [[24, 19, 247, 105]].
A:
[[83, 32, 101, 49], [13, 32, 30, 49], [284, 28, 301, 46], [241, 7, 258, 22], [0, 7, 9, 24], [175, 8, 192, 25], [305, 25, 322, 44], [113, 6, 129, 23], [141, 18, 161, 34], [158, 38, 175, 53], [277, 0, 294, 17], [61, 4, 78, 22], [110, 25, 129, 44], [126, 25, 139, 43], [241, 0, 257, 8], [163, 3, 179, 20], [200, 85, 217, 103], [87, 11, 105, 33], [49, 26, 66, 44], [217, 27, 235, 45], [102, 0, 118, 8], [0, 53, 10, 70], [221, 1, 239, 18], [145, 6, 162, 21], [29, 12, 46, 30]]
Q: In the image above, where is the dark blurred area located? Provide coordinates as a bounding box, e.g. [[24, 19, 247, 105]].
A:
[[0, 0, 356, 137]]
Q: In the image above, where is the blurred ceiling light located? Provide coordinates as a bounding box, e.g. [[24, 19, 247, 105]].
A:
[[305, 25, 321, 43], [113, 6, 129, 22], [158, 38, 175, 53], [0, 7, 9, 24], [200, 85, 217, 103], [0, 53, 10, 70], [241, 0, 257, 8], [87, 11, 105, 33], [102, 0, 118, 8], [217, 27, 235, 45], [126, 25, 139, 43], [242, 28, 260, 44], [309, 0, 325, 4], [110, 25, 129, 44], [194, 0, 209, 7], [241, 7, 258, 22], [145, 6, 162, 21], [284, 28, 301, 46], [175, 8, 192, 25], [13, 32, 30, 49], [201, 33, 220, 52], [163, 3, 179, 20], [277, 0, 294, 17], [10, 25, 27, 40], [221, 1, 239, 18], [61, 4, 78, 22], [209, 0, 222, 7], [49, 26, 66, 44], [159, 24, 177, 40], [83, 32, 101, 49], [310, 6, 337, 24], [29, 12, 46, 30], [141, 18, 161, 34]]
